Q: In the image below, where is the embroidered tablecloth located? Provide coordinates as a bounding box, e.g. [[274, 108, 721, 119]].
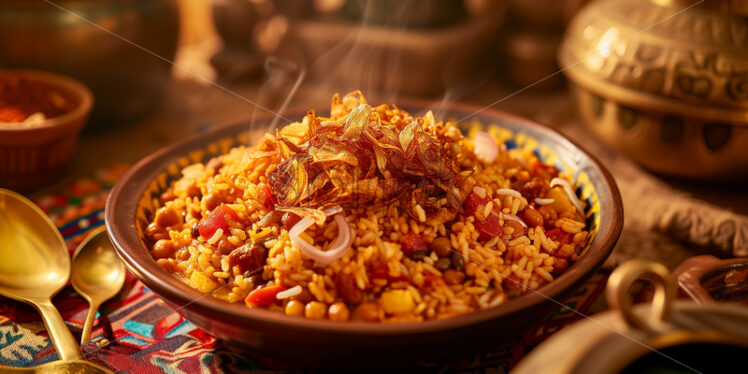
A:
[[0, 165, 610, 373]]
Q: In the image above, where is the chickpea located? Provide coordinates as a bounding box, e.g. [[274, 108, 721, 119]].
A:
[[156, 258, 178, 273], [443, 269, 466, 285], [285, 300, 304, 316], [154, 207, 182, 228], [429, 237, 453, 257], [145, 222, 169, 242], [152, 239, 176, 259], [203, 193, 222, 212], [305, 301, 327, 319], [522, 207, 544, 228], [328, 302, 350, 321], [354, 302, 380, 322]]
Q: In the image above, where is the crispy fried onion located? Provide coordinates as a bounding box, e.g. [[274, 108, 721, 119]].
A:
[[268, 91, 466, 220]]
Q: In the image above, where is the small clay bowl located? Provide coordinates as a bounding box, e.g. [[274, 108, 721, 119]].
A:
[[673, 255, 748, 305], [0, 69, 93, 189], [106, 101, 623, 369]]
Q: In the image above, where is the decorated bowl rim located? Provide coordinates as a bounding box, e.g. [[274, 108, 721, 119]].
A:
[[106, 99, 623, 336]]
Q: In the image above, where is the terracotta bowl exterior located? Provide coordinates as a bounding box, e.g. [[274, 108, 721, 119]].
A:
[[0, 69, 93, 189], [106, 102, 623, 369]]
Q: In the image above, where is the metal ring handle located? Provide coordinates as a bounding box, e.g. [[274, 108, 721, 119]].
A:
[[607, 260, 675, 330]]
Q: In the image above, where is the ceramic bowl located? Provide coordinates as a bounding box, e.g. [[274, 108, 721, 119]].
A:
[[105, 101, 623, 369], [673, 255, 748, 305], [0, 69, 93, 189]]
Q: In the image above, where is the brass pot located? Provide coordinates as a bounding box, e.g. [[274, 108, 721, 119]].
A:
[[559, 0, 748, 180], [513, 260, 748, 373]]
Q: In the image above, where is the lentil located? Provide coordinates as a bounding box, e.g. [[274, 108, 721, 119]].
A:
[[435, 257, 452, 272]]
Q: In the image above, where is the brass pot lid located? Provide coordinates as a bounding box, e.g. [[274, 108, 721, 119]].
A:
[[513, 260, 748, 374], [559, 0, 748, 125]]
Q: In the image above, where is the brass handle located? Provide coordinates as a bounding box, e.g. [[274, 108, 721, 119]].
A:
[[34, 298, 83, 360], [80, 300, 101, 344], [607, 260, 675, 330]]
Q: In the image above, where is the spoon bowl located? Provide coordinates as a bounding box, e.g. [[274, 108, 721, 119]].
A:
[[0, 188, 82, 360], [0, 191, 69, 301], [71, 225, 126, 344]]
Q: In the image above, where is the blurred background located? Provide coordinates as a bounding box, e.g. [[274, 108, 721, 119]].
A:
[[1, 0, 746, 263], [0, 0, 587, 168]]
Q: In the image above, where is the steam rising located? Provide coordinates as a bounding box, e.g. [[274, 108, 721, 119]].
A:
[[241, 0, 502, 139]]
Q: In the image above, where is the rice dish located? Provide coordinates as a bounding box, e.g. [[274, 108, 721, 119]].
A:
[[146, 91, 590, 322]]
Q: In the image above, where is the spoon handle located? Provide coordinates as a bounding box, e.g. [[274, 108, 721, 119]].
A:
[[80, 301, 101, 344], [34, 298, 83, 360]]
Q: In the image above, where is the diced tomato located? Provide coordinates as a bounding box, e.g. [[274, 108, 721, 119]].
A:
[[281, 211, 302, 230], [244, 285, 286, 307], [260, 185, 277, 209], [370, 266, 389, 279], [464, 191, 503, 242], [474, 214, 504, 241], [546, 228, 573, 246], [463, 191, 490, 216], [370, 265, 409, 282], [399, 233, 428, 255], [424, 275, 446, 290], [196, 204, 239, 238]]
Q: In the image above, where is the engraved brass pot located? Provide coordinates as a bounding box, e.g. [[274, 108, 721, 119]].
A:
[[559, 0, 748, 180]]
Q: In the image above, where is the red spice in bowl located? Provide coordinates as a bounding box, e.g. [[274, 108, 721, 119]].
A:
[[0, 74, 78, 125], [0, 69, 93, 189]]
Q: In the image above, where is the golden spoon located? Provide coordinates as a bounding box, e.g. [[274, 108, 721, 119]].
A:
[[71, 225, 126, 344], [0, 359, 112, 373], [0, 188, 81, 360]]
